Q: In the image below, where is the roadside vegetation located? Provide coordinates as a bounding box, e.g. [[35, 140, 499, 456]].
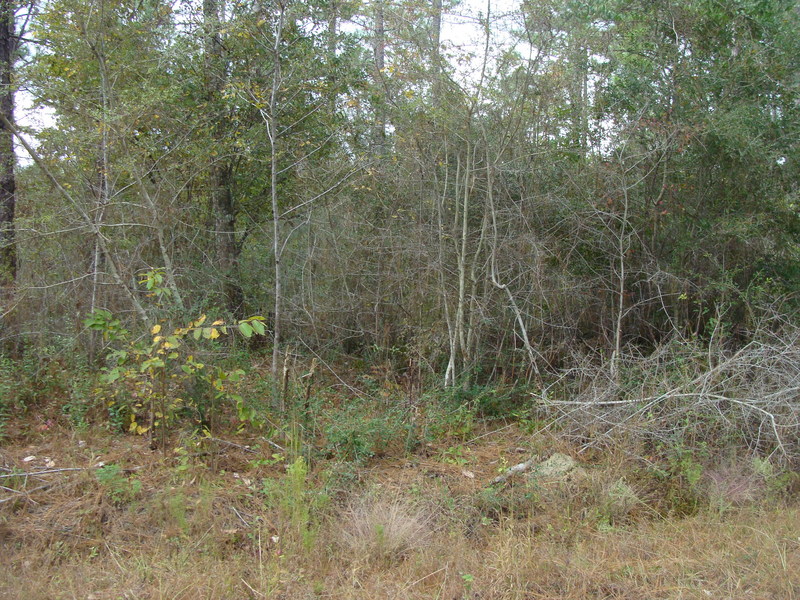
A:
[[1, 326, 798, 599], [1, 0, 799, 597]]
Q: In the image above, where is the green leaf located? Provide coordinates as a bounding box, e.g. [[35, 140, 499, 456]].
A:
[[251, 320, 266, 335], [238, 321, 254, 338]]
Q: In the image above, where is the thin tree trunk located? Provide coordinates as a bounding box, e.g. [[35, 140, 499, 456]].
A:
[[0, 0, 15, 286], [268, 3, 286, 379], [431, 0, 441, 74], [610, 186, 630, 383], [327, 0, 337, 112], [89, 26, 110, 319], [125, 154, 185, 312], [436, 151, 455, 386], [485, 142, 542, 382], [454, 145, 470, 365], [1, 114, 148, 324]]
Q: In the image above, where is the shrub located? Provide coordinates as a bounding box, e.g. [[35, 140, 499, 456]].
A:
[[322, 401, 409, 463]]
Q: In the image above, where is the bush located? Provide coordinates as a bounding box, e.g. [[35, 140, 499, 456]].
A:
[[322, 400, 410, 463]]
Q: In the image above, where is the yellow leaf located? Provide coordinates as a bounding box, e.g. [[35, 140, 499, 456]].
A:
[[212, 319, 224, 326], [209, 328, 220, 340], [151, 324, 162, 334]]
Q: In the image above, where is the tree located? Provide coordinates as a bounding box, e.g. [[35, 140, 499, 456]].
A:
[[0, 0, 17, 287], [203, 0, 244, 319]]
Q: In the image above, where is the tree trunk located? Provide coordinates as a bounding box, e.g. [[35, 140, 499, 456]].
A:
[[204, 0, 244, 318], [0, 0, 15, 287], [431, 0, 441, 72], [268, 3, 286, 379]]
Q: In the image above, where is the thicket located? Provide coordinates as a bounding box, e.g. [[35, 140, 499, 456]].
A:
[[0, 0, 798, 466]]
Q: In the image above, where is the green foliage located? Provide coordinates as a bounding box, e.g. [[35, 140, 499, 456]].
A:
[[261, 457, 329, 550], [85, 299, 267, 440], [83, 310, 129, 343], [0, 346, 89, 437], [656, 442, 708, 516], [422, 391, 478, 441], [476, 482, 540, 521], [322, 400, 409, 463], [0, 357, 15, 440], [95, 463, 141, 505], [61, 364, 93, 430]]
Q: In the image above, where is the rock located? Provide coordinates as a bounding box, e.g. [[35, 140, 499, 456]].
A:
[[526, 452, 578, 481]]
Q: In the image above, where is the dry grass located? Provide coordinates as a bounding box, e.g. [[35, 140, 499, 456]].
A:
[[1, 425, 798, 600], [337, 493, 435, 565]]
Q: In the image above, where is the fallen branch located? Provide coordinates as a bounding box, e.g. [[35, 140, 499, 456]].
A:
[[489, 456, 539, 486], [207, 437, 258, 454], [0, 481, 62, 505], [0, 467, 87, 479]]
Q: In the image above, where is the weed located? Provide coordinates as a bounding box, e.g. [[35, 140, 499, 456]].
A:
[[262, 457, 329, 550], [322, 400, 408, 463], [61, 364, 94, 430], [95, 463, 141, 505], [441, 444, 470, 466], [423, 400, 476, 441]]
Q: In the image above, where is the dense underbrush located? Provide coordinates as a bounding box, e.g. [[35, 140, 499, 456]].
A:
[[1, 327, 799, 598]]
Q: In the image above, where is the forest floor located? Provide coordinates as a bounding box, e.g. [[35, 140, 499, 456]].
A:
[[1, 417, 799, 599]]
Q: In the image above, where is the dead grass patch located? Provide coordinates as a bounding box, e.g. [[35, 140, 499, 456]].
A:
[[337, 492, 436, 566], [1, 426, 798, 599]]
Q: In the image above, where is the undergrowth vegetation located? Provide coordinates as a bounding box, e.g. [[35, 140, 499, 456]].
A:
[[1, 323, 799, 599]]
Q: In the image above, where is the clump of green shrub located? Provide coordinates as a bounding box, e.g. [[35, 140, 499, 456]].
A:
[[322, 400, 411, 463]]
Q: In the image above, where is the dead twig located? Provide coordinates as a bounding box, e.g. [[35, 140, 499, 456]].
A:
[[207, 437, 258, 454], [0, 467, 87, 479]]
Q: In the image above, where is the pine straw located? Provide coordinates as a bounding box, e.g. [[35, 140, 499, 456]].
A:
[[1, 427, 798, 599]]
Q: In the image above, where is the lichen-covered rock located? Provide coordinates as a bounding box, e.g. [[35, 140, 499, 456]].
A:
[[526, 452, 578, 481]]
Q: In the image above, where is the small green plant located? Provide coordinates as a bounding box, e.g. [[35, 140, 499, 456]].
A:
[[441, 444, 470, 466], [86, 288, 267, 444], [61, 364, 93, 430], [656, 442, 708, 515], [424, 400, 476, 441], [323, 401, 407, 463], [262, 456, 329, 550], [461, 573, 475, 598], [249, 452, 286, 469], [95, 463, 141, 505], [0, 353, 45, 439]]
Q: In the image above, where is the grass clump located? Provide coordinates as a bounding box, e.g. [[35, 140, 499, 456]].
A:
[[338, 493, 435, 565]]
